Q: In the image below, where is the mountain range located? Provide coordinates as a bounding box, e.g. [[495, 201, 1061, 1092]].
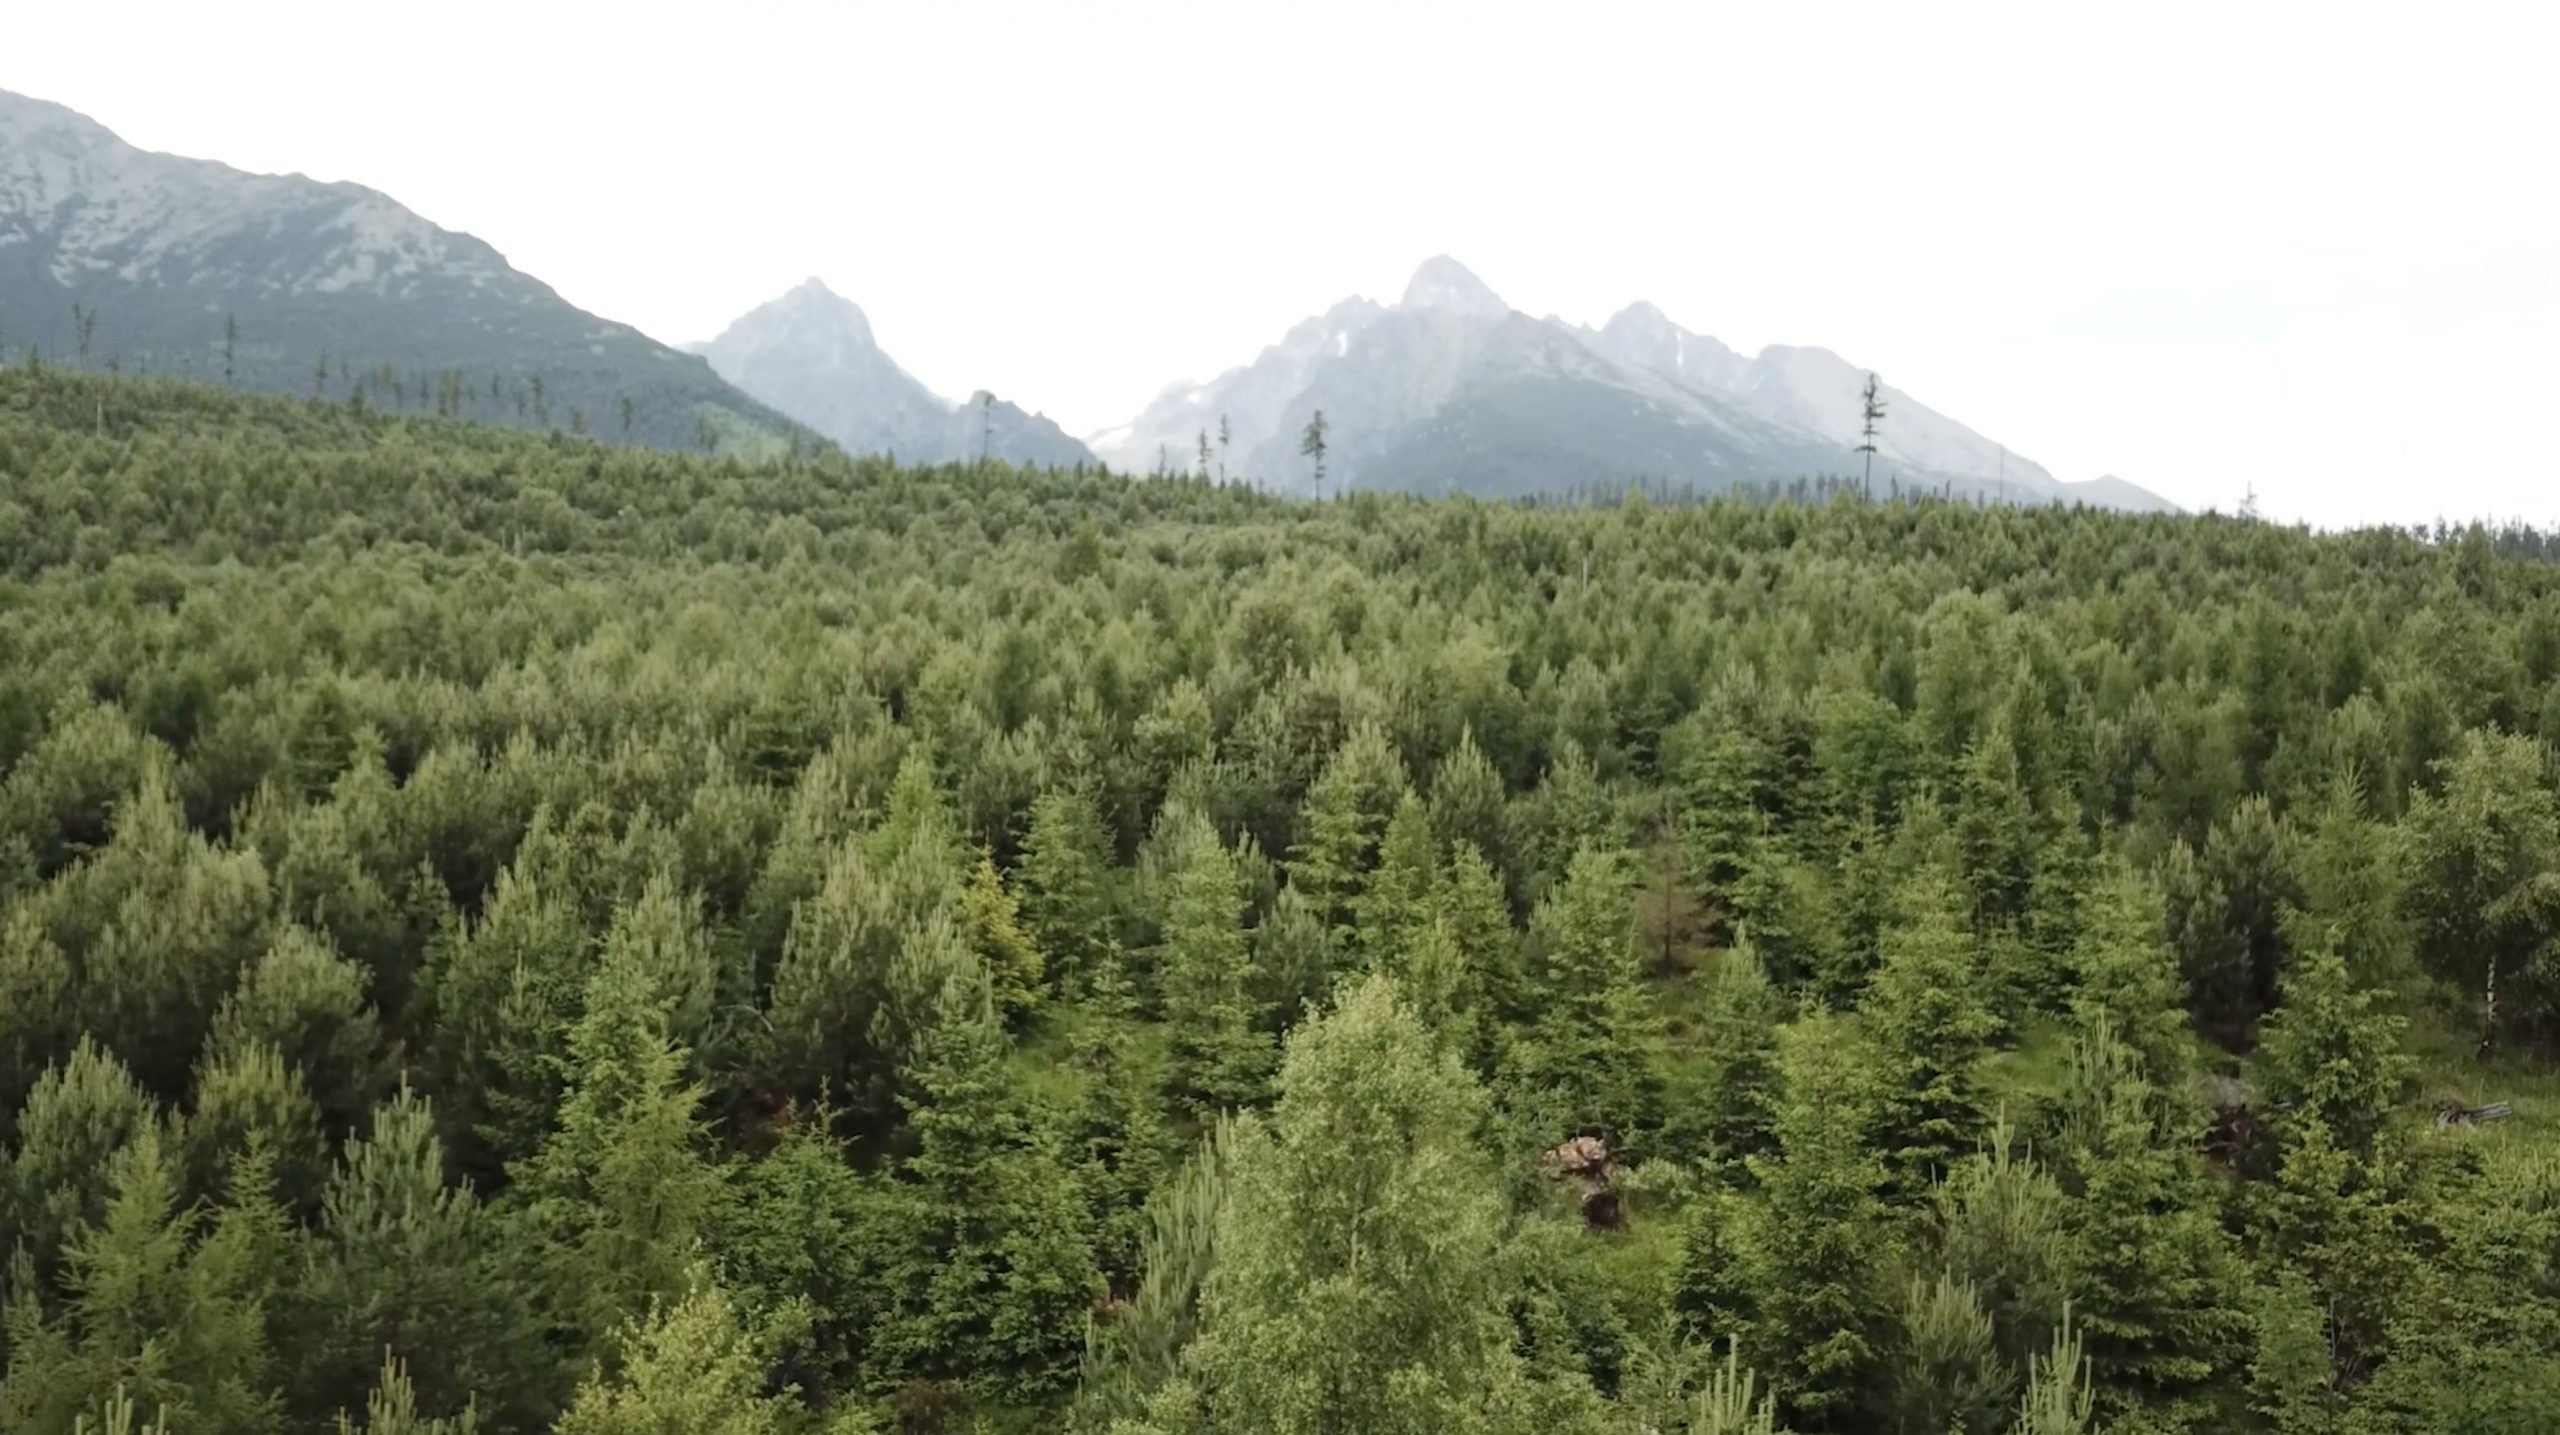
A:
[[1092, 255, 2177, 510], [1, 87, 2172, 509], [0, 88, 797, 453]]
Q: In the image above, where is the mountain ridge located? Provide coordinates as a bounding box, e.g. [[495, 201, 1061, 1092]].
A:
[[1096, 256, 2176, 511], [0, 87, 800, 454]]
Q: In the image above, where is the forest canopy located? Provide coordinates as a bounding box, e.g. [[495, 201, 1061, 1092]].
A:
[[5, 368, 2560, 1433]]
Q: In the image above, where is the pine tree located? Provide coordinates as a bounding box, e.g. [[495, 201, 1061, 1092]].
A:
[[2065, 861, 2192, 1089], [205, 924, 385, 1150], [1298, 410, 1328, 496], [1670, 937, 1784, 1172], [296, 1083, 536, 1431], [5, 1039, 156, 1283], [0, 1127, 280, 1435], [2255, 937, 2412, 1159], [1426, 728, 1509, 879], [0, 907, 70, 1144], [180, 1040, 325, 1212], [2050, 1025, 2242, 1416], [1355, 791, 1438, 971], [1287, 721, 1408, 946]]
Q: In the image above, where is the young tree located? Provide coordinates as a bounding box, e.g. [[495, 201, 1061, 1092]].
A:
[[511, 932, 722, 1355], [296, 1084, 537, 1432], [1516, 845, 1662, 1145], [1157, 813, 1271, 1118], [1747, 1014, 1894, 1430], [1862, 870, 1998, 1195], [0, 1128, 280, 1435], [205, 924, 386, 1149], [1187, 976, 1523, 1433], [960, 848, 1045, 1026], [872, 977, 1101, 1404], [552, 1278, 796, 1435]]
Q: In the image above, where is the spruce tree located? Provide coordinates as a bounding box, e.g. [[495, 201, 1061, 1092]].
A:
[[512, 929, 722, 1355], [1861, 869, 1998, 1195], [1156, 813, 1271, 1118], [1745, 1014, 1893, 1431]]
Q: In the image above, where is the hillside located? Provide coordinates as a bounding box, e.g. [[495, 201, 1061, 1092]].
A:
[[3, 369, 2556, 1434], [0, 88, 801, 453]]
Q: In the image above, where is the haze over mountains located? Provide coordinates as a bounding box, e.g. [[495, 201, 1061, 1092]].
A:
[[687, 280, 1094, 468], [1095, 255, 2178, 511], [2, 86, 2172, 510]]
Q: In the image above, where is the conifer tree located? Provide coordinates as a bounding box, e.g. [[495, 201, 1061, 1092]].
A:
[[0, 1128, 280, 1435], [513, 930, 722, 1354], [2065, 862, 2192, 1089], [876, 974, 1101, 1403], [1438, 839, 1523, 1035], [1746, 1014, 1893, 1431], [960, 848, 1045, 1026], [1013, 782, 1116, 997], [1156, 813, 1271, 1118], [296, 1083, 534, 1429], [1355, 791, 1438, 971], [1426, 728, 1510, 877], [2050, 1026, 2242, 1417], [1518, 845, 1661, 1143], [1670, 936, 1784, 1172], [180, 1040, 325, 1211], [205, 924, 385, 1149], [1287, 721, 1408, 946], [1862, 870, 1998, 1194], [0, 907, 71, 1143], [5, 1039, 156, 1283], [2255, 938, 2412, 1159]]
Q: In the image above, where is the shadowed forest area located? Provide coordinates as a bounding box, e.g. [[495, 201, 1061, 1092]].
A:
[[8, 369, 2560, 1433]]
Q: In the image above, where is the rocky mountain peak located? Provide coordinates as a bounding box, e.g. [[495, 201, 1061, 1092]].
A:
[[1400, 254, 1509, 318]]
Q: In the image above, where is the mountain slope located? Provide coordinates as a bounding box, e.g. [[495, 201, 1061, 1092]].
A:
[[693, 279, 1095, 468], [1101, 257, 2176, 510], [0, 88, 798, 453]]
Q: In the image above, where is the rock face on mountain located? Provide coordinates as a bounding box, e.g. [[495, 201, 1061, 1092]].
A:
[[691, 280, 1094, 468], [0, 88, 796, 453], [1096, 256, 2177, 510]]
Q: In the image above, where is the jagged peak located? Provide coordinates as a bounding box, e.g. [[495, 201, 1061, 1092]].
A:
[[1400, 254, 1508, 317]]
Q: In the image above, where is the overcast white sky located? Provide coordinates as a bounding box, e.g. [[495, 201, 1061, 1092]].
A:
[[9, 2, 2556, 525]]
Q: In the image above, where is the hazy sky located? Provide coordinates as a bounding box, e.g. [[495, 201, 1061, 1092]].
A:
[[9, 2, 2555, 525]]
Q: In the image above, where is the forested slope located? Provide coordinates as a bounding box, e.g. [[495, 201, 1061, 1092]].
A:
[[4, 369, 2560, 1433]]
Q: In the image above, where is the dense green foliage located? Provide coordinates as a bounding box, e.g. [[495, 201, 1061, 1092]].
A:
[[6, 367, 2560, 1431]]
